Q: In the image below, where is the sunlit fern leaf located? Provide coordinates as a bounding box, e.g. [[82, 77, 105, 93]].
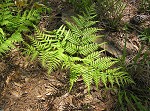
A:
[[81, 34, 101, 46], [82, 27, 100, 37], [69, 71, 80, 91], [108, 74, 114, 87], [23, 5, 133, 92], [62, 55, 72, 69], [34, 28, 54, 42], [40, 51, 50, 67], [31, 38, 49, 51], [65, 21, 82, 36], [56, 25, 65, 34], [91, 57, 118, 71], [66, 32, 80, 45], [81, 35, 94, 45], [0, 30, 5, 45], [106, 68, 126, 87], [85, 20, 99, 28], [47, 59, 61, 74], [10, 32, 23, 42], [85, 51, 100, 60], [94, 62, 133, 87], [65, 42, 77, 55], [100, 72, 108, 88], [82, 68, 93, 92], [69, 64, 83, 90], [0, 31, 23, 55], [0, 28, 5, 39], [92, 70, 101, 88], [44, 51, 62, 74], [79, 43, 99, 56]]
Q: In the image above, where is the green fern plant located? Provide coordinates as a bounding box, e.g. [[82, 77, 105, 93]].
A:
[[139, 28, 150, 43], [96, 0, 126, 31], [24, 6, 133, 91], [24, 25, 69, 73], [138, 0, 150, 13], [0, 28, 23, 55], [0, 1, 41, 33], [0, 0, 44, 55], [116, 90, 148, 111], [67, 0, 93, 12]]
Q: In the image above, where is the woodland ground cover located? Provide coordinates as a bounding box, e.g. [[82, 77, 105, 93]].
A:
[[0, 0, 150, 111]]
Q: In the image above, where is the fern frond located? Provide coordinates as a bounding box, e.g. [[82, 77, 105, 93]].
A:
[[66, 32, 80, 45], [72, 16, 86, 29], [34, 26, 55, 41], [69, 64, 83, 90], [29, 35, 51, 52], [25, 26, 69, 74], [85, 51, 100, 60], [0, 32, 23, 55], [106, 68, 133, 87], [65, 42, 77, 55], [91, 57, 118, 71], [84, 20, 98, 28], [82, 27, 100, 37], [100, 72, 108, 87], [0, 28, 5, 44], [82, 67, 94, 91], [40, 49, 65, 74], [66, 21, 82, 36], [23, 42, 39, 61], [93, 70, 101, 88], [83, 4, 97, 19], [79, 43, 99, 56]]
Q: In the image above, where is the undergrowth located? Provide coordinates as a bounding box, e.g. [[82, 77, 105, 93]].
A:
[[117, 44, 150, 111], [67, 0, 93, 12], [24, 5, 133, 92], [139, 28, 150, 43], [0, 0, 149, 110], [96, 0, 126, 31], [138, 0, 150, 14], [0, 0, 47, 55]]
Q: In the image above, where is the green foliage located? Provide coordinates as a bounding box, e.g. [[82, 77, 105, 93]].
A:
[[0, 0, 45, 55], [117, 43, 149, 111], [67, 0, 93, 12], [116, 90, 148, 111], [139, 28, 150, 43], [0, 0, 41, 33], [96, 0, 126, 31], [24, 6, 133, 91], [138, 0, 150, 13], [0, 28, 23, 55], [24, 25, 68, 73]]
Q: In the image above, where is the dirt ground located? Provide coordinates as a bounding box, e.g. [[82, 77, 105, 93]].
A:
[[0, 0, 150, 111], [0, 49, 117, 111]]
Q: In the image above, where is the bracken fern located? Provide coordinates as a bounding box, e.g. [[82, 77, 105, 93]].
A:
[[0, 0, 43, 55], [24, 5, 133, 91], [0, 28, 23, 55]]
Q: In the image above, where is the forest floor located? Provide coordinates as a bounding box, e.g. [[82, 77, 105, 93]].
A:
[[0, 0, 150, 111]]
